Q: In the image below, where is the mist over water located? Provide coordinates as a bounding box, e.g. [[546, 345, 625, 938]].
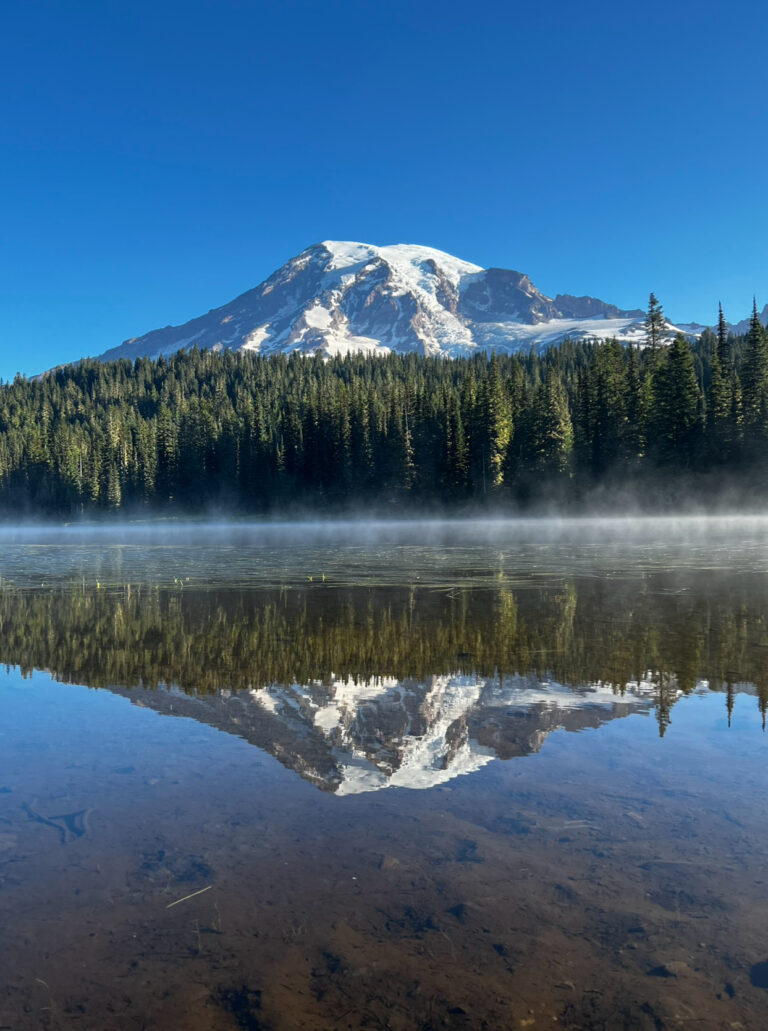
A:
[[1, 513, 768, 587]]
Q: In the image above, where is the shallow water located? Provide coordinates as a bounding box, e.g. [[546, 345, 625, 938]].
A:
[[1, 519, 768, 1029]]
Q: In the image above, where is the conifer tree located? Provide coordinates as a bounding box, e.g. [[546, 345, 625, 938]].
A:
[[624, 344, 645, 459], [651, 334, 701, 466], [486, 353, 513, 490], [708, 305, 734, 462], [740, 299, 768, 453], [645, 293, 666, 355], [528, 369, 573, 475], [107, 463, 122, 508], [590, 341, 628, 475], [572, 366, 593, 472], [717, 302, 730, 368]]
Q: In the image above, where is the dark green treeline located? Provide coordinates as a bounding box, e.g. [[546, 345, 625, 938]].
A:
[[1, 322, 765, 512], [3, 576, 767, 734]]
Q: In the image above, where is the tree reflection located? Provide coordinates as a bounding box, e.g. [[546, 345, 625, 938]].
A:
[[0, 570, 766, 737]]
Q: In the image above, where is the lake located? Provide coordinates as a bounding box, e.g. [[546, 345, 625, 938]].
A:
[[1, 517, 768, 1030]]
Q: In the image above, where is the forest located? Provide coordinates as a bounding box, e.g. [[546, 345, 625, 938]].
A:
[[2, 574, 766, 735], [0, 301, 766, 513]]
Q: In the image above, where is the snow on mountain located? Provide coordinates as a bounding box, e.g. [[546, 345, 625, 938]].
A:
[[304, 672, 658, 795], [109, 669, 660, 794], [93, 241, 694, 363]]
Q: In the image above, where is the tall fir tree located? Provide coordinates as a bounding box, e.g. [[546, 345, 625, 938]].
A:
[[740, 299, 768, 455], [589, 340, 628, 476], [485, 353, 513, 490], [707, 304, 738, 463], [528, 369, 573, 475], [624, 344, 646, 460], [717, 302, 730, 368], [645, 293, 666, 356], [651, 334, 701, 466]]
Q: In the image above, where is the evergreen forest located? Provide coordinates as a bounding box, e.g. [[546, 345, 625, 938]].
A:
[[2, 575, 766, 737], [2, 301, 767, 514]]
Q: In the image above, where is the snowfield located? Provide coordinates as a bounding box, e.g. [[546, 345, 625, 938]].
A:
[[249, 671, 660, 794], [94, 241, 697, 364]]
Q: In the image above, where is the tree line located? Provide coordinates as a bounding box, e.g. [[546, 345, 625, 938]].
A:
[[3, 574, 766, 734], [1, 299, 767, 512]]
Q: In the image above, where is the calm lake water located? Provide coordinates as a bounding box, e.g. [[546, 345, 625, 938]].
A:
[[1, 517, 768, 1030]]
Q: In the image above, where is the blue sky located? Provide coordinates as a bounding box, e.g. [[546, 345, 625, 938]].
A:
[[1, 0, 766, 379]]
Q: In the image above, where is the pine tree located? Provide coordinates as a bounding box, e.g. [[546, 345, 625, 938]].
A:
[[528, 369, 573, 475], [572, 366, 593, 474], [441, 392, 468, 496], [106, 463, 122, 508], [740, 299, 768, 454], [624, 344, 645, 459], [651, 334, 701, 466], [645, 292, 666, 355], [717, 302, 730, 368], [486, 353, 513, 490], [708, 305, 734, 462], [590, 341, 627, 475]]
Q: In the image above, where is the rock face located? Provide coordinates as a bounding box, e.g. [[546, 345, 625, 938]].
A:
[[108, 672, 658, 794], [94, 241, 688, 363]]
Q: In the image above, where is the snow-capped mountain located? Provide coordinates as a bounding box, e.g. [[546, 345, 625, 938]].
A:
[[94, 241, 691, 363], [107, 671, 660, 793]]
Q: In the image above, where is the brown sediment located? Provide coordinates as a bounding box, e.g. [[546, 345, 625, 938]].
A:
[[1, 711, 768, 1031]]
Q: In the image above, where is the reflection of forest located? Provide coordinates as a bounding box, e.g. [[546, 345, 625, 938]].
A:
[[1, 572, 767, 733]]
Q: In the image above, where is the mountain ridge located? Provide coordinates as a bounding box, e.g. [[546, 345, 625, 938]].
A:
[[91, 241, 695, 364]]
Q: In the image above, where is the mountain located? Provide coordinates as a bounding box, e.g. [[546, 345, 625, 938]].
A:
[[728, 304, 768, 337], [94, 241, 690, 363], [105, 672, 659, 794]]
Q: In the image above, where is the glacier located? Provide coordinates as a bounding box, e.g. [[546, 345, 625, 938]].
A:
[[92, 241, 693, 364]]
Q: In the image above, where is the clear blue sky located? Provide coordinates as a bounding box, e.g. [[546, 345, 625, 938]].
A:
[[1, 0, 766, 379]]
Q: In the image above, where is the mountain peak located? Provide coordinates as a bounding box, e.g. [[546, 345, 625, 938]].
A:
[[317, 240, 483, 274], [91, 242, 687, 365]]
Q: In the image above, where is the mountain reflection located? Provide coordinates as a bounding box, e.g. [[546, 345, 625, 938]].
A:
[[104, 672, 656, 793], [2, 572, 766, 791]]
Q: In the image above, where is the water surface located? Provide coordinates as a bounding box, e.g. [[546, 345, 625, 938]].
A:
[[1, 518, 768, 1030]]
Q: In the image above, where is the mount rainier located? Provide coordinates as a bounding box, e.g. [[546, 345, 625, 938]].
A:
[[105, 671, 657, 794], [97, 241, 694, 363]]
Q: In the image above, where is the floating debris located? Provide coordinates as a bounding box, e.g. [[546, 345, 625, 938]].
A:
[[166, 885, 213, 909]]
